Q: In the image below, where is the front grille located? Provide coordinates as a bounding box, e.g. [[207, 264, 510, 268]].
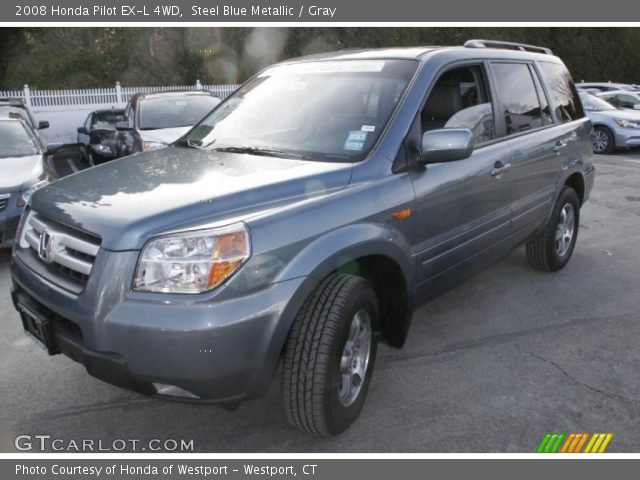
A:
[[0, 193, 9, 212], [19, 210, 101, 290]]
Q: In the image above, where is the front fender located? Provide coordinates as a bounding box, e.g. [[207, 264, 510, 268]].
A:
[[252, 223, 415, 391], [277, 222, 416, 292]]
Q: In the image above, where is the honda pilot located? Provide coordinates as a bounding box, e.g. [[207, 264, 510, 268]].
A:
[[11, 40, 595, 436]]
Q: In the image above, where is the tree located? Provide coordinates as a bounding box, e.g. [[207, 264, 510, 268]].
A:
[[1, 28, 639, 89]]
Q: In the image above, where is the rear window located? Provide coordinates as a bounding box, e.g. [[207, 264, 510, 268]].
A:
[[538, 62, 585, 122]]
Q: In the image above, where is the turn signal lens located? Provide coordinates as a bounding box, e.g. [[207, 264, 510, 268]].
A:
[[207, 230, 250, 289]]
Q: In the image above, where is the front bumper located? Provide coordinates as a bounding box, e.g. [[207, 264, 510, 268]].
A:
[[613, 128, 640, 148], [0, 192, 22, 248], [11, 249, 314, 403]]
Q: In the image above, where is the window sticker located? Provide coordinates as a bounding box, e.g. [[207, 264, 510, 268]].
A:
[[361, 125, 376, 132], [344, 130, 368, 151]]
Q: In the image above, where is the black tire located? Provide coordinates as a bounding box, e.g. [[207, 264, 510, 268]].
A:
[[592, 126, 614, 154], [283, 273, 379, 436], [526, 186, 580, 272]]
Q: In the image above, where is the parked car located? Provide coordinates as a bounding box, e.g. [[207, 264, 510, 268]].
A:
[[116, 91, 221, 155], [0, 118, 53, 248], [11, 40, 594, 436], [77, 109, 126, 166], [580, 92, 640, 154], [576, 81, 640, 92], [0, 98, 49, 135], [596, 90, 640, 111]]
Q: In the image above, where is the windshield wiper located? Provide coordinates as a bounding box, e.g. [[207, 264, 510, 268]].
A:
[[213, 146, 308, 160]]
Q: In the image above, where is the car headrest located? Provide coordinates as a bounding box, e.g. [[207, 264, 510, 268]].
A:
[[423, 86, 463, 120]]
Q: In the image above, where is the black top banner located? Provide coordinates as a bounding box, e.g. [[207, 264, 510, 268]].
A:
[[4, 0, 640, 22]]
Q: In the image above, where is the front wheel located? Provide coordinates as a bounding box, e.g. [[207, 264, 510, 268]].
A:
[[592, 126, 614, 154], [526, 186, 580, 272], [282, 273, 379, 436]]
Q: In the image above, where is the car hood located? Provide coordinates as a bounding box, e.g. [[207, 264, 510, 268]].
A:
[[139, 127, 191, 145], [90, 129, 118, 144], [586, 109, 640, 122], [0, 154, 43, 192], [30, 147, 353, 250]]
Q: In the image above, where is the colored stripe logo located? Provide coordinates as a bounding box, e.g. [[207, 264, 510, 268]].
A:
[[537, 433, 613, 453]]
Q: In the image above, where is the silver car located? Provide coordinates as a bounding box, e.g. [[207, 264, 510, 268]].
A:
[[0, 118, 51, 248], [580, 92, 640, 154]]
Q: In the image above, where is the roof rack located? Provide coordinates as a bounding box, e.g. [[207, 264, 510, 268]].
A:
[[464, 39, 553, 55]]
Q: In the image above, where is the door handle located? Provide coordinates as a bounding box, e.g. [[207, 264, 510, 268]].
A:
[[491, 160, 512, 176], [553, 140, 568, 153]]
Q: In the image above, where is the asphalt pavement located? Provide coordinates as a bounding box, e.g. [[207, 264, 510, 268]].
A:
[[1, 150, 639, 452]]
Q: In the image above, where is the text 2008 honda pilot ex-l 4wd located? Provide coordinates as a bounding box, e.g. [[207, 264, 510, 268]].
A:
[[11, 40, 594, 436]]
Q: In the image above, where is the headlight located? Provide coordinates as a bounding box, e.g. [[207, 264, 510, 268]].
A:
[[133, 223, 251, 294], [91, 143, 113, 154], [143, 141, 167, 152], [615, 119, 640, 129], [16, 180, 49, 208]]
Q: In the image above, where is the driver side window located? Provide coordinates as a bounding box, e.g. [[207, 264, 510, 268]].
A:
[[421, 65, 495, 145]]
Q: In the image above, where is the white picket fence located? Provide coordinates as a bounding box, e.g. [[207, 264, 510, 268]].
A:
[[0, 81, 239, 145]]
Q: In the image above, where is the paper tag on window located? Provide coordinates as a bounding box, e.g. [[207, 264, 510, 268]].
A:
[[344, 130, 368, 151]]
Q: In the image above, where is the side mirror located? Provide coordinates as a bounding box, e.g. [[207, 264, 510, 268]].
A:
[[116, 121, 132, 131], [634, 104, 640, 110], [77, 126, 88, 134], [421, 128, 474, 164], [38, 120, 49, 130]]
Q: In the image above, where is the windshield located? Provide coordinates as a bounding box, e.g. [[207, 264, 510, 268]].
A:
[[92, 111, 126, 130], [580, 94, 617, 112], [0, 121, 39, 157], [183, 59, 418, 162], [138, 95, 221, 130]]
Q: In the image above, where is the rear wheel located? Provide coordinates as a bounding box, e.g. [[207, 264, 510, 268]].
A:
[[526, 186, 580, 272], [592, 126, 614, 154], [283, 273, 378, 436]]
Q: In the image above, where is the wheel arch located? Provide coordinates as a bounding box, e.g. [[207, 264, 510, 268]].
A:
[[564, 171, 586, 206], [591, 123, 616, 150], [276, 223, 417, 349]]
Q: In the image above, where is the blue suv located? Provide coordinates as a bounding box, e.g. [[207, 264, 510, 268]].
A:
[[11, 40, 594, 436]]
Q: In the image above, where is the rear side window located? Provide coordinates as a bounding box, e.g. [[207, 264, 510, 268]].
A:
[[538, 62, 585, 122], [491, 62, 546, 135]]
